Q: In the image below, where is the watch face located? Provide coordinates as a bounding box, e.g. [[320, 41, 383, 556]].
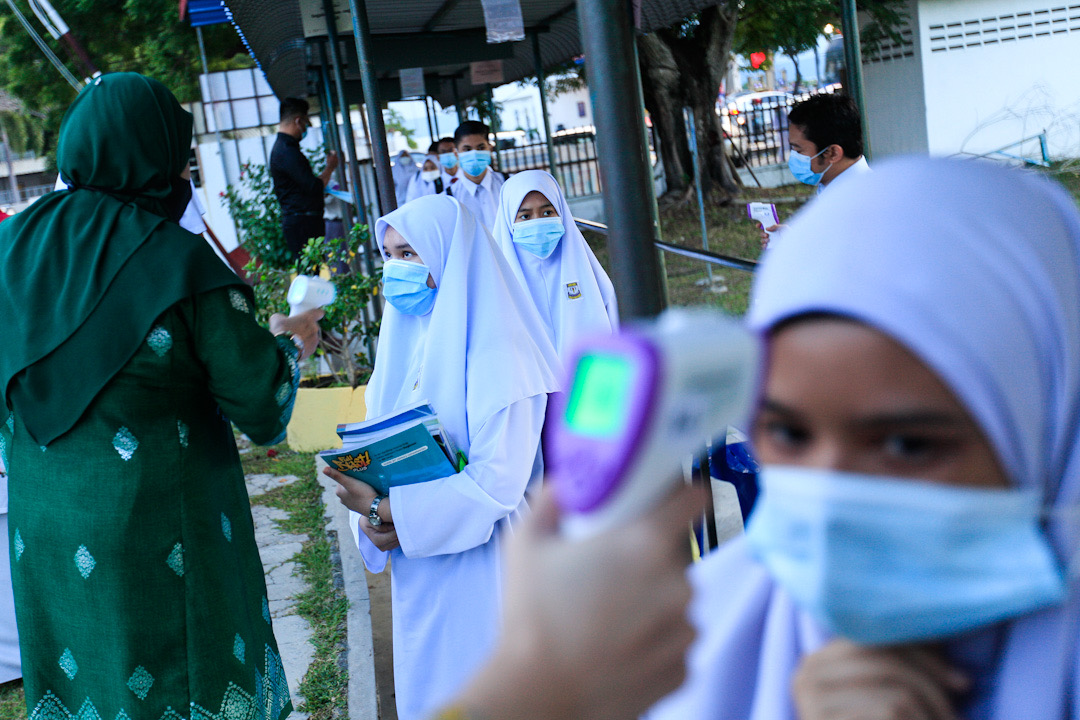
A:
[[368, 513, 382, 527]]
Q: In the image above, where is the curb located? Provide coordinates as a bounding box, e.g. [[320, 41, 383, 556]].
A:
[[316, 457, 379, 720]]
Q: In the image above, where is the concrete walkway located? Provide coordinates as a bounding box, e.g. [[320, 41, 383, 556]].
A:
[[244, 463, 382, 720]]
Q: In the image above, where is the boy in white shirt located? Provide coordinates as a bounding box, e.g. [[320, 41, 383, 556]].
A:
[[446, 121, 505, 230]]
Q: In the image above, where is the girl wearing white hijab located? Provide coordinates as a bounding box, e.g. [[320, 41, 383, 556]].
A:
[[493, 169, 618, 362], [326, 194, 560, 720], [405, 152, 447, 202], [649, 157, 1080, 720]]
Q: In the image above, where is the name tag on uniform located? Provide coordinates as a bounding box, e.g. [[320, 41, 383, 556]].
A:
[[566, 282, 582, 300]]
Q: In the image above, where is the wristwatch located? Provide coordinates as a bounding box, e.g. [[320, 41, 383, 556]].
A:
[[368, 495, 386, 527]]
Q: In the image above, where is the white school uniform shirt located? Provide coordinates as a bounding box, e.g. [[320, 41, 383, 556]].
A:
[[815, 154, 870, 195], [492, 169, 619, 366], [351, 195, 559, 720], [448, 169, 504, 230]]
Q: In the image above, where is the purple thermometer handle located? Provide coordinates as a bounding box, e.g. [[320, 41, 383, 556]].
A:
[[549, 333, 661, 513]]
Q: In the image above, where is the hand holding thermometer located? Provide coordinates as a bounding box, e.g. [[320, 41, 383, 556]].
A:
[[287, 275, 336, 317], [547, 309, 759, 539]]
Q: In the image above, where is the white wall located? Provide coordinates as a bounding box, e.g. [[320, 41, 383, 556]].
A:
[[861, 0, 932, 157], [918, 0, 1080, 159], [548, 86, 593, 132]]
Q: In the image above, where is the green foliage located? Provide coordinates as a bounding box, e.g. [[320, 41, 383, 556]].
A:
[[0, 111, 46, 156], [223, 158, 379, 388], [733, 0, 909, 60], [384, 108, 417, 149], [0, 0, 251, 161]]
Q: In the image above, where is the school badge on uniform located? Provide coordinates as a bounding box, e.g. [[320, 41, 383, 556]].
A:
[[566, 282, 582, 300]]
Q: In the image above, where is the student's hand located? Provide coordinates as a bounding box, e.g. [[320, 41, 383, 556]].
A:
[[793, 639, 970, 720], [269, 309, 324, 360], [759, 223, 786, 250], [451, 484, 707, 720], [324, 466, 400, 551], [326, 151, 339, 171]]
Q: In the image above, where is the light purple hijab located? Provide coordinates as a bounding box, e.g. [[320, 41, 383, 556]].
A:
[[650, 157, 1080, 720]]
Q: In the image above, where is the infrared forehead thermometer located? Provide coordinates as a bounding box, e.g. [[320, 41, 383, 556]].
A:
[[287, 275, 336, 317], [548, 309, 759, 539]]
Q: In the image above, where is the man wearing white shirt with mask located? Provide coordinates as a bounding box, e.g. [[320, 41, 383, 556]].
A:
[[759, 94, 869, 249], [446, 121, 505, 231]]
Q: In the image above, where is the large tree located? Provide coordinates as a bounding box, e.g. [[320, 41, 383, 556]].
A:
[[0, 0, 249, 161], [637, 0, 906, 203]]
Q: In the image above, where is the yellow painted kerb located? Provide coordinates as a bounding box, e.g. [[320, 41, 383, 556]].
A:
[[286, 385, 368, 452]]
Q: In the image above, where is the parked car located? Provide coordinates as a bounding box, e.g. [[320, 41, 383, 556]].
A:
[[719, 91, 794, 139]]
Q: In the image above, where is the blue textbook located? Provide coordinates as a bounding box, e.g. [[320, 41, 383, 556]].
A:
[[321, 402, 464, 495]]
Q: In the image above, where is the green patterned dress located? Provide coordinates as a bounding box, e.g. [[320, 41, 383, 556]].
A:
[[0, 285, 300, 720]]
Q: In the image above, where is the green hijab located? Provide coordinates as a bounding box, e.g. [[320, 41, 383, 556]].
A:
[[0, 73, 248, 445]]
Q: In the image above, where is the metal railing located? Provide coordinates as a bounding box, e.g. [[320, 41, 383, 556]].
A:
[[574, 217, 758, 273], [498, 128, 601, 199], [0, 183, 53, 206], [719, 85, 842, 169]]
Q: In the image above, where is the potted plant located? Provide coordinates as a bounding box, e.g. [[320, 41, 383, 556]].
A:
[[222, 160, 381, 451]]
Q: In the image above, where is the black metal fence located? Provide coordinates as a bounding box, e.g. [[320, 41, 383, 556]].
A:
[[719, 85, 841, 169], [496, 127, 601, 198]]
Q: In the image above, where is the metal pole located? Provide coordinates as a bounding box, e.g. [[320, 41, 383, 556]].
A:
[[452, 81, 466, 126], [839, 0, 871, 159], [683, 108, 712, 284], [347, 0, 397, 214], [196, 25, 243, 241], [531, 31, 562, 187], [423, 96, 435, 144], [317, 47, 348, 197], [432, 97, 442, 138], [579, 0, 666, 319], [319, 35, 366, 224]]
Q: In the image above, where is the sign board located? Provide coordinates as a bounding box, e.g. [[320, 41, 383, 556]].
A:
[[480, 0, 525, 43], [471, 60, 505, 86], [300, 0, 352, 39], [399, 67, 425, 99]]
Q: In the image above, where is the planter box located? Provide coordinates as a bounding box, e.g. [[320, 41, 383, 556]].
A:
[[286, 385, 367, 452]]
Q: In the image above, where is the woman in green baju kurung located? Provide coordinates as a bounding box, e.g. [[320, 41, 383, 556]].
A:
[[0, 74, 323, 720]]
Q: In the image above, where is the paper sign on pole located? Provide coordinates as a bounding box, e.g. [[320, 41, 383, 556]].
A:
[[399, 68, 425, 99], [470, 60, 505, 86], [480, 0, 525, 43]]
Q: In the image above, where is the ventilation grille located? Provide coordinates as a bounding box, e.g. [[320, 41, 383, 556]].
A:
[[865, 25, 916, 63], [929, 5, 1080, 53]]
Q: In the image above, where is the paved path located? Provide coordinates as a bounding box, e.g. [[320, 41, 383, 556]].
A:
[[245, 473, 314, 719]]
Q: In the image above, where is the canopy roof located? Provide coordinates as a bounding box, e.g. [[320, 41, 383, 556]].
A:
[[223, 0, 722, 107]]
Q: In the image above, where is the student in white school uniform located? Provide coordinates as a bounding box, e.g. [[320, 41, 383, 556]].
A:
[[445, 121, 505, 230], [392, 149, 419, 207], [492, 169, 619, 364], [324, 194, 560, 720], [405, 143, 448, 202]]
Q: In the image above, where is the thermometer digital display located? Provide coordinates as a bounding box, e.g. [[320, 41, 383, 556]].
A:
[[549, 309, 758, 538]]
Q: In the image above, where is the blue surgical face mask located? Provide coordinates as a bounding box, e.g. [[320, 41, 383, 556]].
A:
[[745, 466, 1067, 645], [439, 152, 459, 170], [458, 149, 492, 177], [787, 147, 830, 185], [512, 217, 565, 259], [382, 259, 437, 316]]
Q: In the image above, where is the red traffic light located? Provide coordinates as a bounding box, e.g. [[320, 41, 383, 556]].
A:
[[750, 51, 766, 69]]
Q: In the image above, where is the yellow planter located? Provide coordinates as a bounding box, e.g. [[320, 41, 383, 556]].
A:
[[286, 385, 367, 452]]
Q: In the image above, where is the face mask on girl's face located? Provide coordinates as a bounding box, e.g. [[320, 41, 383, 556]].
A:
[[458, 150, 492, 177], [745, 465, 1068, 645], [787, 147, 831, 185], [421, 169, 440, 183], [512, 217, 564, 259], [382, 259, 437, 315]]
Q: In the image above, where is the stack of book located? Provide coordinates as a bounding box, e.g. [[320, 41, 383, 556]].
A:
[[319, 400, 466, 495]]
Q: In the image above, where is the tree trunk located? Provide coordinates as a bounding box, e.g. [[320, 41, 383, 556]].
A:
[[637, 5, 740, 202]]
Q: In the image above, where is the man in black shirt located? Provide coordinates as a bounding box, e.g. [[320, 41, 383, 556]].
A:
[[270, 97, 339, 259]]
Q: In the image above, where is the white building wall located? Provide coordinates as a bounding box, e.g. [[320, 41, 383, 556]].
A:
[[861, 0, 932, 157], [918, 0, 1080, 159], [548, 86, 593, 132]]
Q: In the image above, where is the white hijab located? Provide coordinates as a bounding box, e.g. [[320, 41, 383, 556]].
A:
[[492, 170, 618, 364], [369, 194, 560, 454], [746, 157, 1080, 719]]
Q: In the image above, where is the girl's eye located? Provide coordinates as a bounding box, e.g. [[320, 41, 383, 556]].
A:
[[542, 210, 555, 217], [758, 419, 809, 450], [882, 434, 938, 461]]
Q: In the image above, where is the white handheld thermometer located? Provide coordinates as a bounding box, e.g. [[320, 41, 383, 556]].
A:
[[548, 309, 759, 539], [287, 275, 336, 317]]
